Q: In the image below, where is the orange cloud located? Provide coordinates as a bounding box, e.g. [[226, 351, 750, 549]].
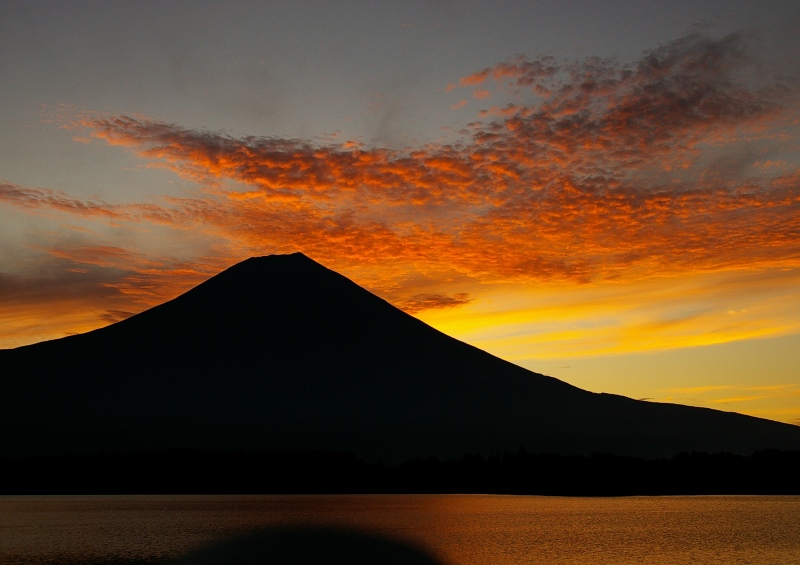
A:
[[4, 32, 799, 331], [457, 56, 557, 88], [396, 293, 473, 314]]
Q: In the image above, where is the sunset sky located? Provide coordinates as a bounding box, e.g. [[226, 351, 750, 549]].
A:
[[2, 1, 799, 424]]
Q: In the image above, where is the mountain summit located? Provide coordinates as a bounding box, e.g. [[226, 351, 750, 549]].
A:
[[2, 253, 800, 460]]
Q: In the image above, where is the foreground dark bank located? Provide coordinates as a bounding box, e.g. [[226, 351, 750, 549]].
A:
[[2, 252, 800, 464], [3, 448, 800, 496]]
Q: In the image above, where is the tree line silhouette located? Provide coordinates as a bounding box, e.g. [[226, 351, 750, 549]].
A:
[[2, 448, 799, 495]]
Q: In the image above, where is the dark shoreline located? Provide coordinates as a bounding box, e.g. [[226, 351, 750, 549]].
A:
[[3, 448, 799, 496]]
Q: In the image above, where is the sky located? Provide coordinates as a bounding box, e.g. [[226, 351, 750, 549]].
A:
[[2, 0, 800, 424]]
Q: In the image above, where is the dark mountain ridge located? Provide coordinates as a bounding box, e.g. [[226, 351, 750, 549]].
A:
[[2, 252, 800, 461]]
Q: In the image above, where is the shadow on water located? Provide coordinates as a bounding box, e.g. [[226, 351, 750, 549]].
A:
[[179, 526, 445, 565], [41, 526, 445, 565]]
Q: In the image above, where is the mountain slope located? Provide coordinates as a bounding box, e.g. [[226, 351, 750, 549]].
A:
[[2, 252, 799, 461]]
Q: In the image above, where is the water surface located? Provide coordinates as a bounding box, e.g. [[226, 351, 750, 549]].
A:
[[1, 495, 799, 564]]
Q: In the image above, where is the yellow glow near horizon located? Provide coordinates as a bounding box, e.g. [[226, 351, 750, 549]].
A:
[[418, 268, 800, 359]]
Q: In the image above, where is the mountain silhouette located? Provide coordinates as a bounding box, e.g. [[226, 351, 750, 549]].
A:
[[2, 252, 800, 461]]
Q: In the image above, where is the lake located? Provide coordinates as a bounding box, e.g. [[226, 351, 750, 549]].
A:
[[1, 495, 799, 564]]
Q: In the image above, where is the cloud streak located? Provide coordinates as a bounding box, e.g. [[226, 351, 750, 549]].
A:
[[397, 293, 473, 314], [0, 243, 226, 348], [0, 182, 122, 220]]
